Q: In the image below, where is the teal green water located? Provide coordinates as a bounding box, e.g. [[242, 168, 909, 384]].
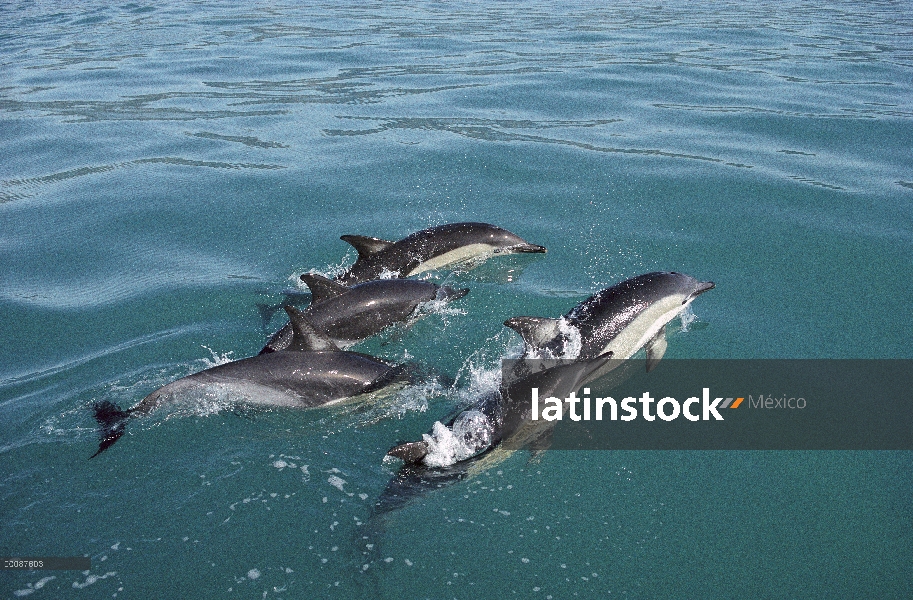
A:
[[2, 1, 911, 597]]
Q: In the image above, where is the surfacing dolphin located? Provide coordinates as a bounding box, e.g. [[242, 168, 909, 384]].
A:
[[260, 274, 469, 353], [386, 353, 615, 468], [375, 354, 614, 518], [335, 222, 546, 285], [504, 271, 714, 370], [91, 307, 405, 457]]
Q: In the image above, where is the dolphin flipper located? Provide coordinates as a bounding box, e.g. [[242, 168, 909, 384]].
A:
[[91, 400, 131, 458], [645, 325, 668, 372]]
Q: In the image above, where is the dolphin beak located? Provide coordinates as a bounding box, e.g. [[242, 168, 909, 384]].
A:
[[686, 281, 715, 302], [387, 440, 429, 464], [514, 243, 547, 254], [438, 286, 470, 301]]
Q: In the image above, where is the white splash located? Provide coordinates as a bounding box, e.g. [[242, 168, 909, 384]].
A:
[[199, 345, 234, 369], [454, 332, 514, 395], [389, 380, 434, 415], [13, 576, 56, 597], [298, 251, 355, 282], [421, 410, 494, 468], [679, 304, 696, 332], [72, 572, 117, 589], [556, 318, 582, 359], [327, 475, 347, 492], [415, 296, 468, 320], [522, 317, 581, 360]]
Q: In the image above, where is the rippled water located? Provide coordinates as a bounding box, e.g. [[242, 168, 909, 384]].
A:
[[2, 1, 911, 597]]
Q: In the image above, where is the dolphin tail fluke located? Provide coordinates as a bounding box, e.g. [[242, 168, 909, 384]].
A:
[[255, 303, 280, 332], [91, 401, 131, 458], [503, 316, 562, 349]]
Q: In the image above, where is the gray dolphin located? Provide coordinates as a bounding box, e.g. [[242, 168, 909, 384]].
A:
[[386, 353, 614, 468], [335, 222, 546, 285], [260, 274, 469, 353], [504, 271, 714, 369], [91, 307, 404, 457]]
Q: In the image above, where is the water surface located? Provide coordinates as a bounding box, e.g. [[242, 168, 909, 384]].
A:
[[2, 1, 911, 597]]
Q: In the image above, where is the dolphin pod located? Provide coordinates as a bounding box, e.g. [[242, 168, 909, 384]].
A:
[[90, 222, 540, 456], [383, 272, 715, 472], [91, 220, 713, 494]]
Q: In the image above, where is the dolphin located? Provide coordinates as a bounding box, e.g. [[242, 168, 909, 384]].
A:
[[504, 271, 714, 369], [259, 274, 469, 353], [373, 353, 614, 522], [91, 307, 405, 457], [334, 222, 546, 285], [386, 352, 615, 468]]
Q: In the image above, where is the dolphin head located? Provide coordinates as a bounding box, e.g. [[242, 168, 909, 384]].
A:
[[505, 242, 547, 254], [491, 239, 547, 254], [633, 272, 715, 305], [683, 277, 715, 304], [462, 223, 545, 254]]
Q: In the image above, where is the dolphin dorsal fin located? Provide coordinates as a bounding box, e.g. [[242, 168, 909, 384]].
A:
[[340, 234, 395, 260], [386, 440, 429, 464], [503, 316, 563, 349], [283, 306, 339, 352], [300, 273, 349, 304], [645, 325, 668, 372]]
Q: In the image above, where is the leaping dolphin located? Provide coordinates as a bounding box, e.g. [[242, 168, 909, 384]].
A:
[[504, 271, 714, 369], [91, 307, 405, 457], [260, 274, 469, 353], [335, 222, 546, 285]]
